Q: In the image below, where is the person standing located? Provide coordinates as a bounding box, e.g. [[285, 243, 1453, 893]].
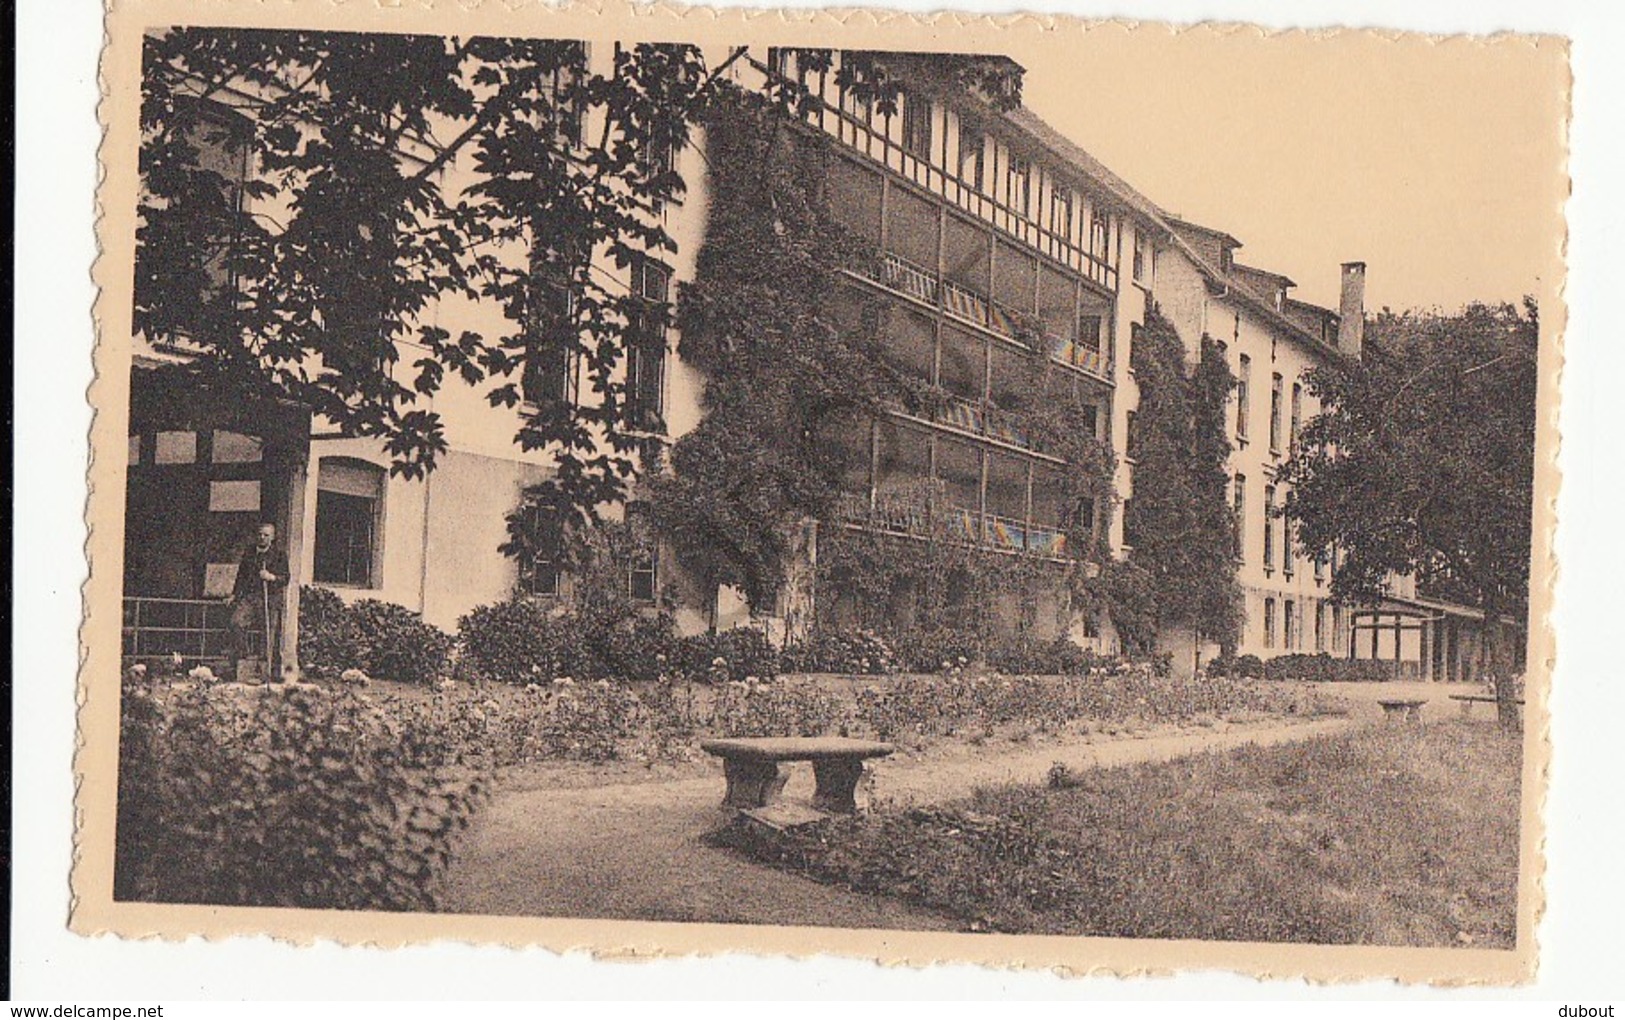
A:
[[228, 522, 287, 682]]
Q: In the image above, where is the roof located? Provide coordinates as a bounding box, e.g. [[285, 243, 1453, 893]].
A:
[[999, 105, 1169, 227], [1166, 216, 1243, 251], [1233, 262, 1297, 290]]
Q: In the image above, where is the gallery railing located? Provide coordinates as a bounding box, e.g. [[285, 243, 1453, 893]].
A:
[[862, 251, 1113, 384]]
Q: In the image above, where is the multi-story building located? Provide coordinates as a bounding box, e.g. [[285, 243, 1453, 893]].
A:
[[120, 40, 1502, 680]]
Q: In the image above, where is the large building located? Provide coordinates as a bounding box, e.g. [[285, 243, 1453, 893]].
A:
[[120, 40, 1501, 680]]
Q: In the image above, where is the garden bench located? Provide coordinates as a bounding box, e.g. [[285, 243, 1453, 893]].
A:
[[1377, 698, 1427, 723], [1448, 694, 1526, 719], [700, 737, 895, 814]]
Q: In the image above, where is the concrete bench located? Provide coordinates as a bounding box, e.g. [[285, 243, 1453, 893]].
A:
[[1449, 694, 1526, 719], [1377, 699, 1427, 723], [700, 737, 896, 814]]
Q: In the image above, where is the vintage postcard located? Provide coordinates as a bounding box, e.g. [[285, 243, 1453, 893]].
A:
[[77, 0, 1567, 985]]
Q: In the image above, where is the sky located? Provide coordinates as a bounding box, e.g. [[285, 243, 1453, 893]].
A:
[[991, 24, 1568, 313]]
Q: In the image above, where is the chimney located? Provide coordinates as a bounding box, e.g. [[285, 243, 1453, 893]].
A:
[[1336, 261, 1366, 358]]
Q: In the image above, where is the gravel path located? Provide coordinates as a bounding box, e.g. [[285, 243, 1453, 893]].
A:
[[440, 713, 1364, 929]]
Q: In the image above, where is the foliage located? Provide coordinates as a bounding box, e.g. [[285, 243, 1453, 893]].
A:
[[851, 666, 1318, 742], [455, 596, 676, 684], [710, 678, 848, 738], [137, 32, 720, 515], [722, 721, 1519, 945], [1279, 301, 1538, 715], [646, 84, 901, 608], [782, 628, 901, 675], [984, 635, 1111, 676], [671, 627, 782, 683], [114, 679, 485, 910], [1251, 652, 1395, 683], [296, 585, 452, 685], [814, 479, 1099, 665], [1119, 310, 1243, 652], [1214, 653, 1265, 679]]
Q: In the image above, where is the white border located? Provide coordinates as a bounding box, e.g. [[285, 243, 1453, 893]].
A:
[[15, 0, 1623, 1000]]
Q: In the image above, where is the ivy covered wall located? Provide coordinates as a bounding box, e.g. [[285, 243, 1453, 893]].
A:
[[648, 84, 1121, 651], [1119, 307, 1244, 657]]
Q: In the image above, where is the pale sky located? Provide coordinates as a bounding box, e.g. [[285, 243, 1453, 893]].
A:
[[994, 25, 1568, 313]]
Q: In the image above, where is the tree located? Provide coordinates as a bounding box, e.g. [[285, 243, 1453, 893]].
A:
[[1120, 309, 1243, 658], [137, 33, 1016, 534], [1279, 300, 1538, 725], [138, 29, 733, 528]]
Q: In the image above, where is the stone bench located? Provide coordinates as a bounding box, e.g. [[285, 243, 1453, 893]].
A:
[[1377, 698, 1427, 723], [1448, 694, 1526, 719], [700, 737, 896, 814]]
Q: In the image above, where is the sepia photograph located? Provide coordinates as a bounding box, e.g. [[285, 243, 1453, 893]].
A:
[[69, 0, 1567, 985]]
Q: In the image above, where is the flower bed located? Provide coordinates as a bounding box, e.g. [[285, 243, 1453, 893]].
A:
[[115, 678, 485, 911], [155, 660, 1336, 772]]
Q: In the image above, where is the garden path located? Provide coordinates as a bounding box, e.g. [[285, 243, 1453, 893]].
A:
[[440, 714, 1362, 928]]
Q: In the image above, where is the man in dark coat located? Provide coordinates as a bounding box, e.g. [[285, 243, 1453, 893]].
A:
[[228, 521, 288, 681]]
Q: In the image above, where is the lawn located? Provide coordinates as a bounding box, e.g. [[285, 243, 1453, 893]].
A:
[[717, 720, 1521, 947]]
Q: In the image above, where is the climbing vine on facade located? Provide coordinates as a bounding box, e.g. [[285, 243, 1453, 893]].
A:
[[1120, 308, 1243, 654], [645, 84, 903, 610]]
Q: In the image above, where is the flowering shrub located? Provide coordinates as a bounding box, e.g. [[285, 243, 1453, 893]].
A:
[[456, 598, 677, 684], [855, 666, 1313, 741], [1215, 652, 1394, 683], [672, 628, 781, 683], [886, 627, 981, 674], [782, 629, 899, 675], [711, 678, 848, 738], [297, 585, 452, 685], [114, 679, 484, 911], [985, 636, 1111, 676]]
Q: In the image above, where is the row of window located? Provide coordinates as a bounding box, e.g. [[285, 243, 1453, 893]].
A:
[[520, 257, 671, 432], [309, 456, 660, 602], [768, 49, 1121, 278], [1231, 474, 1330, 581], [1235, 356, 1304, 453], [1260, 596, 1343, 653], [518, 500, 657, 601]]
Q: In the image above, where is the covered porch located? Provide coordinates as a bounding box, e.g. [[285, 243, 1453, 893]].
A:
[[1349, 594, 1523, 683], [121, 365, 311, 676]]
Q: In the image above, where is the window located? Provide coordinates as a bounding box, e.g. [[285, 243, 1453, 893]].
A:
[[1078, 314, 1103, 352], [1332, 605, 1343, 652], [1007, 156, 1031, 217], [901, 92, 932, 159], [1233, 473, 1246, 560], [1283, 517, 1295, 577], [1050, 187, 1074, 240], [314, 458, 384, 587], [1128, 321, 1142, 367], [523, 273, 579, 407], [1133, 230, 1151, 284], [1315, 601, 1327, 652], [1263, 484, 1276, 571], [1121, 496, 1136, 548], [1264, 598, 1277, 649], [1314, 549, 1327, 583], [627, 259, 671, 432], [1124, 410, 1139, 461], [1284, 600, 1296, 650], [1270, 373, 1284, 452], [1290, 382, 1304, 455], [518, 500, 564, 597], [625, 502, 658, 603], [546, 44, 586, 149], [1236, 355, 1251, 439], [1089, 214, 1109, 261], [958, 124, 985, 191]]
